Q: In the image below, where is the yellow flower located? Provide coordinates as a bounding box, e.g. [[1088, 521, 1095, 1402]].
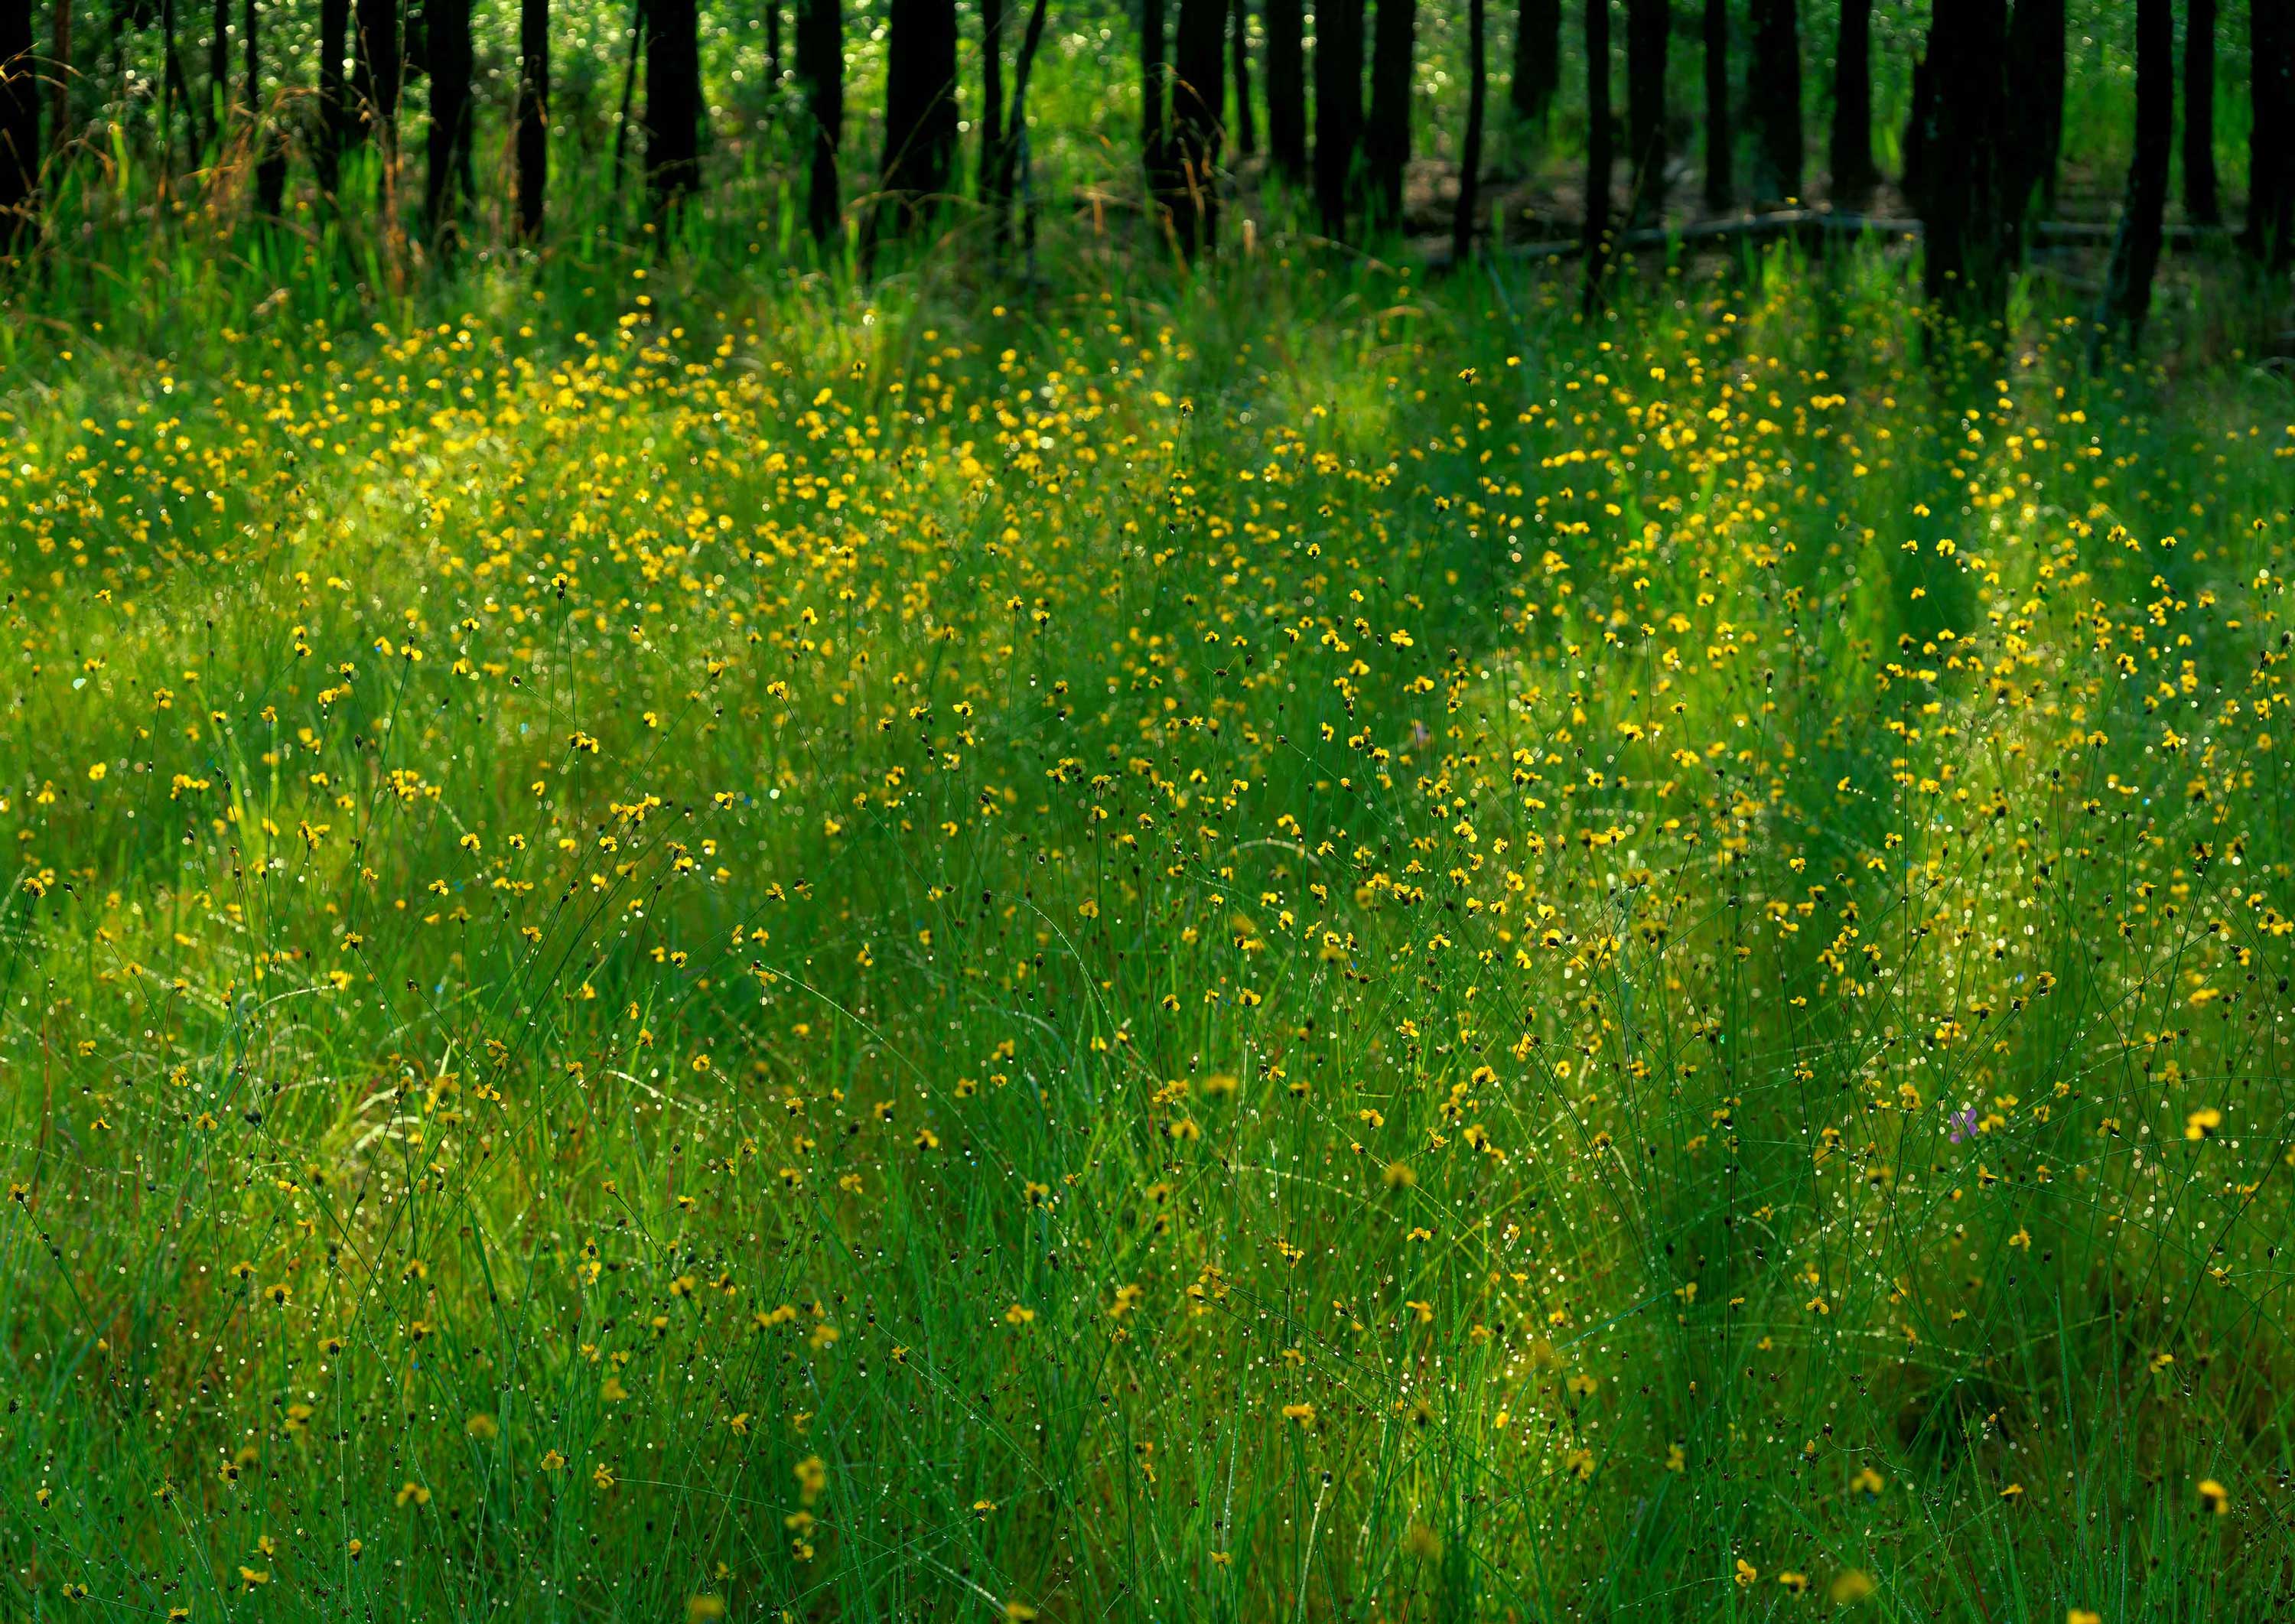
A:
[[395, 1481, 431, 1507], [86, 762, 107, 782], [539, 1450, 567, 1472], [465, 1414, 499, 1440], [685, 1597, 727, 1624], [2199, 1478, 2230, 1515], [1733, 1558, 1759, 1587]]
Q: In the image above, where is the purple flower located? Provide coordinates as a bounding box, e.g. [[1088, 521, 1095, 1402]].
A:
[[1947, 1105, 1978, 1144]]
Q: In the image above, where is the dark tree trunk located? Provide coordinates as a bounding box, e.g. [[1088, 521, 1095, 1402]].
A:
[[990, 0, 1045, 243], [1171, 0, 1224, 251], [979, 0, 1003, 195], [2241, 0, 2290, 267], [1361, 0, 1412, 230], [350, 0, 400, 151], [2002, 0, 2063, 237], [2182, 0, 2217, 224], [162, 0, 189, 171], [764, 0, 779, 83], [249, 0, 285, 210], [1828, 0, 1875, 201], [879, 0, 958, 232], [0, 0, 36, 255], [1626, 0, 1667, 220], [1583, 0, 1613, 310], [210, 0, 229, 149], [1915, 0, 2010, 330], [797, 0, 841, 241], [1311, 0, 1361, 234], [425, 0, 470, 245], [1702, 0, 1730, 209], [1745, 0, 1799, 203], [2098, 0, 2170, 348], [1453, 0, 1484, 259], [317, 0, 348, 190], [610, 0, 643, 184], [1264, 0, 1302, 174], [515, 0, 545, 238], [1143, 0, 1167, 216], [1512, 0, 1558, 124], [1230, 0, 1254, 156], [644, 0, 698, 223]]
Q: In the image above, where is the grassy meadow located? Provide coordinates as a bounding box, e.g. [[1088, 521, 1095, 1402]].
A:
[[4, 213, 2295, 1624]]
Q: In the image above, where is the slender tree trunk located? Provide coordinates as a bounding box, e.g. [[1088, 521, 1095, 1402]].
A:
[[1583, 0, 1613, 310], [1230, 0, 1254, 155], [1916, 0, 2010, 331], [643, 0, 698, 224], [1453, 0, 1484, 259], [350, 0, 400, 154], [991, 0, 1043, 242], [1265, 0, 1301, 174], [979, 0, 1004, 196], [210, 0, 229, 150], [1512, 0, 1558, 124], [0, 0, 36, 254], [1702, 0, 1730, 209], [1626, 0, 1667, 220], [1312, 0, 1362, 235], [425, 0, 470, 245], [610, 0, 643, 186], [2098, 0, 2170, 349], [1362, 0, 1412, 230], [2182, 0, 2217, 224], [515, 0, 545, 237], [764, 0, 779, 83], [2242, 0, 2290, 268], [317, 0, 348, 190], [1745, 0, 1799, 203], [249, 0, 285, 210], [797, 0, 841, 241], [1829, 0, 1874, 201], [1143, 0, 1167, 220], [1171, 0, 1223, 252], [2002, 0, 2063, 240], [48, 0, 70, 160], [162, 0, 188, 172], [878, 0, 959, 233]]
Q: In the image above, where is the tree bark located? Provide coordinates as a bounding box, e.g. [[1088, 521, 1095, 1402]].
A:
[[797, 0, 840, 241], [2002, 0, 2063, 236], [1583, 0, 1613, 310], [1453, 0, 1484, 259], [879, 0, 958, 233], [1626, 0, 1667, 220], [425, 0, 471, 246], [764, 0, 779, 83], [2241, 0, 2289, 268], [1511, 0, 1558, 125], [350, 0, 400, 152], [249, 0, 285, 211], [1362, 0, 1412, 230], [0, 0, 36, 255], [2097, 0, 2170, 349], [1171, 0, 1224, 252], [979, 0, 1004, 196], [1311, 0, 1361, 235], [1745, 0, 1799, 203], [643, 0, 698, 223], [1230, 0, 1254, 156], [2182, 0, 2216, 225], [990, 0, 1045, 243], [317, 0, 348, 190], [515, 0, 545, 238], [1264, 0, 1303, 175], [1828, 0, 1875, 202], [1702, 0, 1730, 209], [1915, 0, 2010, 331]]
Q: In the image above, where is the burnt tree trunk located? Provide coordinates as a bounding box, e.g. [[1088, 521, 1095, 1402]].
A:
[[1583, 0, 1613, 310], [1745, 0, 1799, 203], [350, 0, 400, 153], [0, 0, 35, 254], [878, 0, 958, 233], [1916, 0, 2010, 330], [990, 0, 1045, 244], [1453, 0, 1484, 259], [1828, 0, 1875, 202], [2002, 0, 2064, 239], [1230, 0, 1254, 155], [249, 0, 285, 210], [2097, 0, 2171, 348], [1512, 0, 1558, 125], [515, 0, 545, 237], [2182, 0, 2216, 225], [797, 0, 841, 240], [643, 0, 698, 223], [1264, 0, 1303, 174], [2241, 0, 2290, 267], [1626, 0, 1667, 220], [425, 0, 470, 244], [1702, 0, 1730, 209], [1312, 0, 1362, 235], [317, 0, 348, 190], [1362, 0, 1413, 230], [1171, 0, 1224, 251]]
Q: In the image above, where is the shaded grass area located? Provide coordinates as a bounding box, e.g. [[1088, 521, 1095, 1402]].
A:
[[2, 233, 2295, 1622]]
